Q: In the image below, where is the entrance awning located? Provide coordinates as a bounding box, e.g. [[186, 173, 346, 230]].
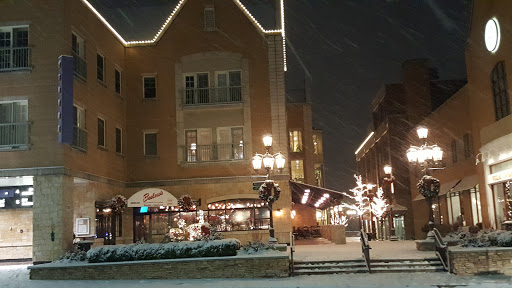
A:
[[455, 174, 479, 191], [413, 178, 461, 201], [127, 188, 178, 207], [289, 181, 346, 209]]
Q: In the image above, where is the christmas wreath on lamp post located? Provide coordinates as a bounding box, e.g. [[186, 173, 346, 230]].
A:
[[259, 180, 281, 203], [417, 175, 440, 198]]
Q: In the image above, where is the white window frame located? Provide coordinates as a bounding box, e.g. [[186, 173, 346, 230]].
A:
[[115, 127, 122, 154], [71, 32, 85, 59], [96, 52, 105, 83], [0, 100, 28, 123], [114, 67, 122, 95], [97, 117, 106, 148], [143, 75, 157, 99], [73, 105, 85, 129], [144, 130, 158, 156]]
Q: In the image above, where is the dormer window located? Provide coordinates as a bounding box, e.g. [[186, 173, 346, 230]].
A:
[[204, 7, 215, 31]]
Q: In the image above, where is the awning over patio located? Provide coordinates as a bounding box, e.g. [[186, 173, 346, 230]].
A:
[[289, 181, 346, 210]]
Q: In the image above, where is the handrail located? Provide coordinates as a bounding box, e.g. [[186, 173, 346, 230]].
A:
[[360, 229, 371, 273], [290, 232, 296, 277], [432, 228, 449, 271]]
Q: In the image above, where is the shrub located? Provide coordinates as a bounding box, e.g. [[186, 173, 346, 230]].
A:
[[59, 246, 87, 262], [460, 230, 512, 248], [469, 225, 481, 234], [86, 239, 241, 263]]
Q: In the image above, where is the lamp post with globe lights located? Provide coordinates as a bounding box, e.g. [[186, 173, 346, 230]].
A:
[[252, 134, 285, 242], [406, 126, 444, 238]]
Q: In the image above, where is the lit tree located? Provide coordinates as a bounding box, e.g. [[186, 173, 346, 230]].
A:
[[371, 186, 388, 219]]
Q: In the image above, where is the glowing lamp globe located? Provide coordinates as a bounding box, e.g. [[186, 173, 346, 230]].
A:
[[262, 153, 274, 169], [417, 126, 429, 139], [383, 164, 392, 175], [432, 145, 443, 161], [275, 152, 286, 170], [407, 147, 418, 163], [263, 135, 273, 148], [252, 155, 262, 170]]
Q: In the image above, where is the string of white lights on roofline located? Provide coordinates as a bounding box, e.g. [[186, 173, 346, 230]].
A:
[[80, 0, 287, 71]]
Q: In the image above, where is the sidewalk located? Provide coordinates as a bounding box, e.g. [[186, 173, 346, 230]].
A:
[[293, 237, 434, 261]]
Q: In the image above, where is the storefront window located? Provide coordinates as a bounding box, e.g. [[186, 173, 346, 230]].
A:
[[470, 185, 482, 225], [447, 192, 462, 226], [208, 199, 268, 231], [0, 186, 33, 209], [493, 181, 512, 229]]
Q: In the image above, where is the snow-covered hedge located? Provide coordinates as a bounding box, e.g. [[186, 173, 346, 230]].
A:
[[460, 230, 512, 248], [86, 239, 241, 263]]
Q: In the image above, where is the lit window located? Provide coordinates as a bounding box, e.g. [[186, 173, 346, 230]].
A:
[[289, 131, 302, 152], [291, 160, 304, 182]]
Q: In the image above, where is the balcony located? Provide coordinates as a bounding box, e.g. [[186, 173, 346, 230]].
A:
[[181, 143, 245, 163], [183, 86, 242, 106], [72, 52, 87, 80], [72, 126, 88, 152], [0, 47, 31, 72], [0, 122, 30, 150]]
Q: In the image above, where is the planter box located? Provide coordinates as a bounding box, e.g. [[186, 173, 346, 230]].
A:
[[448, 246, 512, 276], [29, 254, 290, 280]]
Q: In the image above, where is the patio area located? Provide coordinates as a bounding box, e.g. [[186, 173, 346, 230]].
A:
[[293, 237, 435, 261]]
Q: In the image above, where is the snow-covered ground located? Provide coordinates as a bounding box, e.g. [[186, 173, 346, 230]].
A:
[[2, 264, 511, 288]]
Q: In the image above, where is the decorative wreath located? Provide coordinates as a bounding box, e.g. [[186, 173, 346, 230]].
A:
[[417, 175, 441, 198], [109, 195, 127, 213], [259, 181, 281, 203], [178, 194, 196, 211]]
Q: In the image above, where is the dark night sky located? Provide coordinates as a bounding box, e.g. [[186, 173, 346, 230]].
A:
[[284, 0, 472, 192]]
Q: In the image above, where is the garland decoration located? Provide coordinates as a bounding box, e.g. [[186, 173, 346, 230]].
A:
[[258, 180, 281, 204], [109, 195, 127, 213], [417, 175, 441, 198], [178, 194, 196, 211]]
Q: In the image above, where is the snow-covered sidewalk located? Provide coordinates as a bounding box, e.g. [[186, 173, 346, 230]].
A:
[[293, 237, 433, 261], [2, 264, 512, 288]]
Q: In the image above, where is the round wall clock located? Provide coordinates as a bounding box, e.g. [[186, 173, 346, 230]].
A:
[[485, 18, 500, 52]]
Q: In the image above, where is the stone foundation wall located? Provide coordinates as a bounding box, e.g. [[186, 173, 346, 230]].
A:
[[29, 255, 290, 280], [449, 247, 512, 276]]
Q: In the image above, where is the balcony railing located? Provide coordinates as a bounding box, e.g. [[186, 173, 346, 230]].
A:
[[182, 143, 245, 162], [183, 86, 242, 106], [72, 52, 87, 80], [0, 122, 30, 150], [0, 47, 31, 72], [72, 126, 88, 151]]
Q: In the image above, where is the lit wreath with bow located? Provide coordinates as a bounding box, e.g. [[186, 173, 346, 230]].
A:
[[109, 195, 127, 213], [178, 194, 196, 211], [417, 175, 440, 198], [258, 181, 281, 203]]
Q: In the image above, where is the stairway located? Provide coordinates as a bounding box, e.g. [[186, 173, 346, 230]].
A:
[[292, 258, 445, 275]]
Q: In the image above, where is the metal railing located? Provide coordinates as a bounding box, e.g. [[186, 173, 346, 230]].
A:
[[0, 122, 30, 149], [72, 126, 88, 151], [183, 86, 242, 106], [182, 143, 244, 162], [72, 52, 87, 80], [0, 47, 31, 71], [290, 232, 296, 277], [360, 229, 371, 273], [432, 228, 449, 271]]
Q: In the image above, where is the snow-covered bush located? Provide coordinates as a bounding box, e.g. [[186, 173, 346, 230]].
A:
[[460, 230, 512, 248], [86, 238, 241, 263], [59, 246, 87, 262], [240, 241, 276, 254]]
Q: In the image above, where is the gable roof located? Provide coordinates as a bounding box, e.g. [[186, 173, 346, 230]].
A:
[[83, 0, 283, 45]]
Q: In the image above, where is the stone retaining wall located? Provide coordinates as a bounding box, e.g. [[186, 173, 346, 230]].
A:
[[29, 254, 290, 280], [320, 225, 346, 244], [448, 247, 512, 276]]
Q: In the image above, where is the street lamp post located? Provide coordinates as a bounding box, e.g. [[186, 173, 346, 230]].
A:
[[383, 164, 398, 241], [406, 126, 443, 239], [252, 134, 285, 243]]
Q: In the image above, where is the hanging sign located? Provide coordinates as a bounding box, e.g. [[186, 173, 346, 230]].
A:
[[127, 188, 178, 207]]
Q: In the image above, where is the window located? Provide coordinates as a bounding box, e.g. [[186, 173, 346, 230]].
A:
[[217, 127, 244, 160], [184, 73, 209, 104], [492, 181, 512, 229], [204, 7, 216, 31], [313, 134, 321, 154], [143, 76, 156, 99], [0, 186, 33, 209], [97, 53, 104, 83], [115, 68, 121, 94], [291, 160, 304, 182], [215, 71, 241, 102], [207, 199, 269, 231], [184, 128, 211, 161], [72, 105, 87, 151], [451, 139, 457, 164], [315, 164, 324, 187], [97, 118, 105, 147], [463, 133, 473, 160], [144, 132, 157, 156], [289, 131, 303, 152], [0, 101, 29, 148], [470, 185, 482, 225], [115, 127, 122, 154], [71, 32, 86, 79], [491, 61, 511, 121], [0, 26, 30, 71], [446, 192, 462, 225]]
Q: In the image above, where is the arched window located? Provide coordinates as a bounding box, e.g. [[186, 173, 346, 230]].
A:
[[491, 61, 511, 121]]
